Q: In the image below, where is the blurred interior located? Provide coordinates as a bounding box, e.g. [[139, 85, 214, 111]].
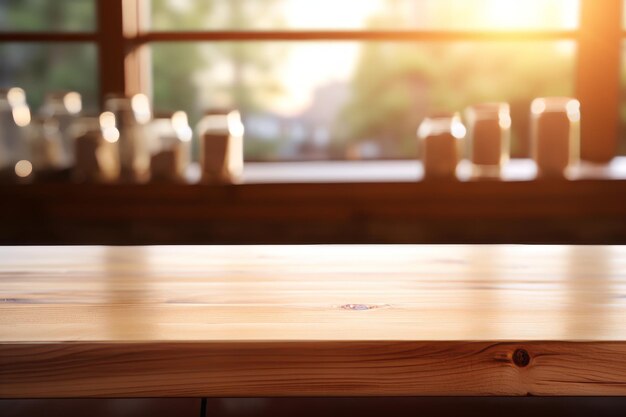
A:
[[2, 0, 626, 416]]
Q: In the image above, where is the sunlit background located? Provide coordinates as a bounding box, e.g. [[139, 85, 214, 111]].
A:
[[150, 0, 577, 160], [150, 0, 579, 30], [3, 0, 625, 161]]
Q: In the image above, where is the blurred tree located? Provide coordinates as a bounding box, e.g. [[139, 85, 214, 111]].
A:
[[151, 0, 284, 115], [151, 0, 285, 159], [0, 0, 97, 111], [150, 0, 213, 123], [0, 0, 94, 31], [337, 0, 574, 158]]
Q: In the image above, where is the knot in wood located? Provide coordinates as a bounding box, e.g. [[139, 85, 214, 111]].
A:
[[341, 304, 374, 311], [513, 348, 531, 367]]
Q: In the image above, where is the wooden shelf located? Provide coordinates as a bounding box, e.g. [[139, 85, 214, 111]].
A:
[[2, 161, 626, 244], [237, 158, 626, 183]]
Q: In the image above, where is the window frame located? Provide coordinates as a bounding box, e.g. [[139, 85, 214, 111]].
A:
[[0, 0, 621, 163]]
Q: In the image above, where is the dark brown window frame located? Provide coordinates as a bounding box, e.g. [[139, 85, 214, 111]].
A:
[[0, 0, 621, 162]]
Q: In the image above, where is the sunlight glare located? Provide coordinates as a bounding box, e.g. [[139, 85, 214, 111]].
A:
[[7, 87, 26, 107], [99, 111, 116, 129], [102, 127, 120, 143], [12, 106, 31, 127], [99, 111, 120, 143], [451, 118, 467, 139], [531, 99, 547, 115], [227, 111, 245, 137], [566, 99, 581, 122], [482, 0, 578, 30], [172, 111, 193, 142], [14, 160, 33, 178], [485, 0, 538, 29], [63, 92, 83, 115], [131, 94, 152, 124], [285, 0, 382, 29]]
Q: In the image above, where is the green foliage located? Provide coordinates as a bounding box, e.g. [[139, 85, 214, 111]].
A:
[[1, 0, 94, 31], [0, 1, 97, 110], [151, 0, 285, 130], [0, 43, 97, 112], [337, 1, 575, 158]]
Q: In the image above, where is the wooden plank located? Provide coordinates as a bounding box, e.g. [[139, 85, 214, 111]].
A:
[[2, 342, 626, 397], [1, 245, 626, 397]]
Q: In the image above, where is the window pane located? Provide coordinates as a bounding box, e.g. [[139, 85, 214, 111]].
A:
[[0, 43, 98, 112], [152, 41, 575, 161], [0, 0, 95, 32], [150, 0, 579, 31]]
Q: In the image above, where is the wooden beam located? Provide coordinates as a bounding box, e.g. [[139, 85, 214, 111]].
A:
[[96, 0, 126, 105], [576, 0, 622, 162], [96, 0, 147, 104], [135, 30, 578, 43], [122, 0, 151, 97], [0, 33, 97, 42]]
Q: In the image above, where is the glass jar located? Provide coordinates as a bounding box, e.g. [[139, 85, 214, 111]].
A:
[[104, 93, 151, 182], [72, 115, 120, 183], [0, 88, 32, 182], [417, 113, 466, 180], [465, 103, 510, 179], [39, 91, 82, 167], [148, 111, 192, 182], [196, 110, 244, 184], [25, 116, 67, 178], [531, 97, 580, 179]]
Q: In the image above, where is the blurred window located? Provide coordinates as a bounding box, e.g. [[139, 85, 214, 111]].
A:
[[0, 0, 95, 32], [152, 41, 575, 161], [3, 0, 609, 161], [149, 0, 580, 161], [150, 0, 578, 31], [0, 1, 97, 112]]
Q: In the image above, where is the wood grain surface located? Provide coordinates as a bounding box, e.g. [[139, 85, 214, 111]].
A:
[[1, 245, 626, 397]]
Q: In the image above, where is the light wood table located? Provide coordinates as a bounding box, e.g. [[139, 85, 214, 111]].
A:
[[1, 245, 625, 398]]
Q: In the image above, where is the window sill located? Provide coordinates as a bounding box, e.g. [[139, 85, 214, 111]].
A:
[[235, 157, 626, 184], [2, 158, 626, 245]]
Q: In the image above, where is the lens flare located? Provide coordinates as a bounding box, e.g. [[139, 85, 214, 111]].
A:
[[63, 92, 83, 114], [131, 94, 152, 124], [12, 105, 31, 127], [172, 111, 193, 142], [14, 160, 33, 178], [227, 111, 245, 137], [102, 127, 120, 143], [99, 111, 116, 129], [7, 88, 26, 107], [566, 99, 581, 122], [451, 120, 467, 139], [531, 99, 547, 115]]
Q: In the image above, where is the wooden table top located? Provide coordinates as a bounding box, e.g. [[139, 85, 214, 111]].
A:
[[1, 245, 626, 397]]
